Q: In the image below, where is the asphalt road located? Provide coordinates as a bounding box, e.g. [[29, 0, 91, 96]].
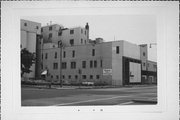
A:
[[21, 85, 157, 106]]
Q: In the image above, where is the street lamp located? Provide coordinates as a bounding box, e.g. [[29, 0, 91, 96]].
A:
[[58, 40, 63, 87], [149, 43, 157, 84]]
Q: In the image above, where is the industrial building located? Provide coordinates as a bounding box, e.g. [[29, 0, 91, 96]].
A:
[[21, 19, 157, 86], [21, 19, 42, 79]]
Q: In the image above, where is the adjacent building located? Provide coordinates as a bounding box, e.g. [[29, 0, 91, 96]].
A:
[[21, 19, 42, 79], [140, 44, 157, 84], [41, 23, 89, 46]]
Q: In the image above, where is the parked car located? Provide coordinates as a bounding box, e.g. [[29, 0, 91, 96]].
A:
[[82, 82, 94, 86]]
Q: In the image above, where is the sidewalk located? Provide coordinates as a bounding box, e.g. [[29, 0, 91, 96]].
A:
[[132, 98, 157, 104], [22, 85, 77, 89], [22, 84, 157, 90]]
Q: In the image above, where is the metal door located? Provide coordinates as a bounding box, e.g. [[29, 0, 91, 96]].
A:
[[129, 62, 141, 83]]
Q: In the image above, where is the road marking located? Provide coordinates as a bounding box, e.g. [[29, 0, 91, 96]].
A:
[[138, 93, 157, 95], [51, 95, 133, 106], [119, 101, 134, 105], [22, 88, 46, 90], [50, 92, 157, 106]]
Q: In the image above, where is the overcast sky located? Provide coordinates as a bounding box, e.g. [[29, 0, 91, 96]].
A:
[[22, 15, 157, 61]]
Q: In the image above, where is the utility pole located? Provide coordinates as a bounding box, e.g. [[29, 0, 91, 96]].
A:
[[58, 40, 63, 87], [78, 68, 82, 88], [149, 43, 157, 84]]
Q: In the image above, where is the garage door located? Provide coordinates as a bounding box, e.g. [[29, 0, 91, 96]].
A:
[[129, 62, 141, 83]]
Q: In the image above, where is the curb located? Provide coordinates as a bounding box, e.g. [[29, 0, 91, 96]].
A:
[[132, 99, 157, 104]]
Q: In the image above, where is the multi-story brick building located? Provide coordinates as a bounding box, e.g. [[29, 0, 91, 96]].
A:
[[41, 23, 89, 46], [41, 39, 143, 86], [39, 23, 149, 86], [20, 20, 157, 86]]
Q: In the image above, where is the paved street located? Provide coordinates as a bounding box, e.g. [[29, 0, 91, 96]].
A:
[[21, 85, 157, 106]]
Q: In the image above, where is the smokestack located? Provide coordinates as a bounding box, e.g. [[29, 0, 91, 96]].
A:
[[85, 23, 89, 30], [85, 23, 89, 40]]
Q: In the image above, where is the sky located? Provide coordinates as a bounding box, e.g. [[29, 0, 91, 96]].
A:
[[22, 15, 157, 61]]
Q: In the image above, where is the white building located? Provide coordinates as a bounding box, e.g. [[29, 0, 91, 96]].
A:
[[21, 19, 41, 79]]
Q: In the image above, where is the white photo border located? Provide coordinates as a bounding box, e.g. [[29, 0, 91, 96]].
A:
[[1, 1, 179, 120]]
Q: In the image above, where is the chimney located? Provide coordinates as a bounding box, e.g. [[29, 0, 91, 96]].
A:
[[85, 23, 89, 30], [85, 23, 89, 40]]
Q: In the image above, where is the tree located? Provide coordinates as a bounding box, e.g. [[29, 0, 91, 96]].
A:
[[21, 48, 36, 77]]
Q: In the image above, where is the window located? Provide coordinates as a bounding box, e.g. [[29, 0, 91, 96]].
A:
[[71, 62, 76, 69], [143, 52, 146, 56], [154, 65, 157, 69], [70, 39, 74, 46], [51, 75, 53, 78], [24, 23, 27, 26], [143, 63, 146, 66], [96, 75, 100, 79], [100, 60, 103, 68], [72, 50, 75, 58], [45, 53, 48, 59], [85, 30, 86, 35], [49, 26, 52, 31], [75, 75, 78, 79], [81, 39, 83, 44], [70, 30, 74, 34], [116, 46, 119, 54], [94, 60, 97, 68], [82, 61, 86, 68], [90, 75, 93, 79], [54, 52, 57, 59], [90, 60, 93, 68], [41, 64, 43, 69], [81, 29, 83, 34], [61, 62, 67, 69], [62, 75, 65, 79], [42, 54, 43, 60], [49, 33, 52, 38], [41, 28, 43, 32], [36, 26, 39, 29], [58, 31, 62, 36], [63, 51, 66, 58], [68, 75, 71, 79], [82, 75, 86, 79], [92, 49, 95, 56], [56, 75, 59, 79], [53, 63, 58, 69]]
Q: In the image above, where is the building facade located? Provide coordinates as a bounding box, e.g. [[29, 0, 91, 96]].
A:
[[139, 44, 157, 84], [41, 39, 143, 86], [21, 19, 157, 86], [41, 23, 89, 46]]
